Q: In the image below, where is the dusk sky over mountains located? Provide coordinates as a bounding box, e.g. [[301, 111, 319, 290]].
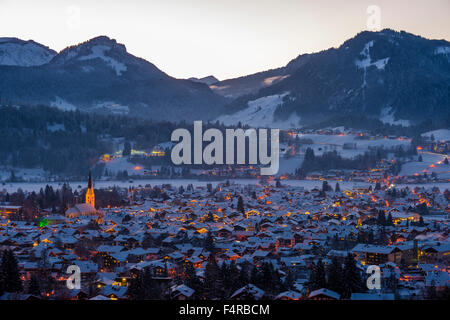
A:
[[1, 0, 449, 79]]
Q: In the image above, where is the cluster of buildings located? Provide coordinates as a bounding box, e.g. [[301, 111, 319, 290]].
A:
[[0, 175, 448, 300]]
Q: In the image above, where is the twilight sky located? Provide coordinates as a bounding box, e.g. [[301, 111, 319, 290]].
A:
[[1, 0, 449, 80]]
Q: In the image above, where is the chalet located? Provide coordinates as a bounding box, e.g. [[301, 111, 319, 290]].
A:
[[275, 234, 295, 250], [217, 227, 233, 239], [230, 284, 265, 300], [420, 243, 450, 264], [308, 288, 340, 300], [100, 285, 128, 300], [352, 244, 402, 265], [171, 284, 195, 300], [0, 205, 23, 219], [275, 291, 303, 300]]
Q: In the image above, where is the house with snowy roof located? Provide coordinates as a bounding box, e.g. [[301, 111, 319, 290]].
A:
[[171, 284, 195, 300], [275, 290, 303, 300], [100, 285, 128, 300], [352, 243, 403, 265], [65, 203, 100, 218], [420, 242, 450, 264], [308, 288, 340, 300], [230, 284, 265, 300]]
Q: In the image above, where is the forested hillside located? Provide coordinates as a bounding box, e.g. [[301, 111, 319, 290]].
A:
[[0, 105, 178, 176]]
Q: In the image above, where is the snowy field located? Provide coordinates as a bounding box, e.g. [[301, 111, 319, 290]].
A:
[[295, 133, 411, 158], [2, 178, 449, 194], [102, 156, 146, 175], [279, 157, 303, 175], [0, 167, 48, 182], [421, 129, 450, 142], [400, 152, 450, 179], [379, 107, 411, 127]]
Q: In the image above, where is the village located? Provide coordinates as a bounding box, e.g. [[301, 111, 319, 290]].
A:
[[0, 169, 448, 300]]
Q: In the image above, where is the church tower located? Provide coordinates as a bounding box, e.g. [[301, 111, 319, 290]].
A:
[[85, 171, 95, 208]]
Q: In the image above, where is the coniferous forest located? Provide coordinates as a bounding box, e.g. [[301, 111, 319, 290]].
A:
[[0, 105, 178, 176]]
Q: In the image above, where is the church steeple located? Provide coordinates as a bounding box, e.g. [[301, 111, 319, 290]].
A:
[[88, 170, 93, 189], [86, 170, 95, 208]]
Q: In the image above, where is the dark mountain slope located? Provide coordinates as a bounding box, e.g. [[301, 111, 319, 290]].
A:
[[0, 36, 227, 121]]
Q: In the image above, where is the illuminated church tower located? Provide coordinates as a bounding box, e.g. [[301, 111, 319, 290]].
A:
[[85, 171, 95, 208]]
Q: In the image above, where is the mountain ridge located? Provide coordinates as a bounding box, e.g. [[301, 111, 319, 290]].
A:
[[0, 36, 227, 121], [0, 29, 448, 126], [216, 29, 450, 127], [0, 37, 57, 66]]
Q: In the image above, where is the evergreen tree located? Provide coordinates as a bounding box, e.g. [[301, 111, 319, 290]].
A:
[[275, 179, 282, 188], [261, 262, 282, 295], [238, 263, 250, 287], [261, 262, 275, 294], [377, 210, 386, 226], [379, 227, 388, 245], [386, 213, 394, 226], [128, 271, 144, 299], [335, 182, 341, 192], [304, 147, 315, 162], [0, 249, 23, 293], [184, 262, 203, 299], [237, 196, 245, 215], [123, 141, 132, 156], [204, 231, 215, 254], [142, 267, 161, 299], [419, 216, 425, 226], [342, 254, 364, 299], [308, 260, 327, 292], [203, 254, 223, 299], [416, 203, 429, 215], [27, 274, 40, 296], [385, 269, 399, 293], [322, 181, 330, 193], [249, 266, 259, 287], [220, 262, 234, 298], [128, 267, 163, 300], [284, 269, 296, 290], [327, 258, 344, 295]]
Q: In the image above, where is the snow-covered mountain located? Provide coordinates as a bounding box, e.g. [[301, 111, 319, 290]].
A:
[[1, 30, 449, 125], [210, 69, 290, 99], [216, 93, 301, 129], [0, 36, 226, 121], [217, 29, 450, 127], [0, 37, 56, 66]]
